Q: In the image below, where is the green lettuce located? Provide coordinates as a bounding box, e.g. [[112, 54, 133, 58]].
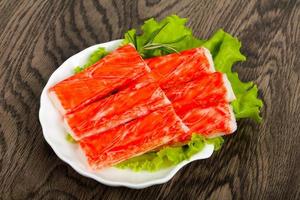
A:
[[123, 15, 203, 58], [116, 134, 224, 171], [203, 29, 263, 122], [73, 47, 108, 73], [66, 133, 77, 144]]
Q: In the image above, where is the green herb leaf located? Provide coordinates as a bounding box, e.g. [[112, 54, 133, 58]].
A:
[[203, 29, 263, 122], [73, 66, 83, 74], [123, 15, 203, 58], [66, 133, 77, 144], [116, 134, 221, 172], [123, 29, 137, 47], [206, 136, 224, 151], [73, 47, 109, 74], [143, 22, 169, 45]]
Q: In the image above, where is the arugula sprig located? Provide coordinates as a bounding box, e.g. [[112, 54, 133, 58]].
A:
[[123, 15, 203, 57]]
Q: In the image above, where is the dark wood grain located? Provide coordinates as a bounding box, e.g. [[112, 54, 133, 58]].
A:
[[0, 0, 299, 199]]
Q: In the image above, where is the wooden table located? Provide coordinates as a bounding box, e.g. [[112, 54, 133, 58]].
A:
[[1, 0, 299, 199]]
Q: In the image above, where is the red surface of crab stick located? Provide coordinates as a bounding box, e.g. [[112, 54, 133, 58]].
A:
[[146, 48, 237, 139], [79, 105, 189, 169], [173, 103, 237, 143], [164, 72, 235, 116], [145, 47, 215, 89], [183, 103, 236, 138], [64, 74, 171, 140], [49, 45, 150, 115]]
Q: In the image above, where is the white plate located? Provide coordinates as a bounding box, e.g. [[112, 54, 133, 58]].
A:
[[39, 39, 215, 189]]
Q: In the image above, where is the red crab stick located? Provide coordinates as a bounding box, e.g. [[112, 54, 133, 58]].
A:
[[174, 103, 237, 143], [145, 47, 215, 89], [162, 73, 237, 143], [79, 105, 189, 169], [49, 45, 150, 115], [64, 74, 171, 140], [183, 103, 236, 138], [164, 73, 237, 139], [146, 48, 237, 139], [164, 72, 235, 116]]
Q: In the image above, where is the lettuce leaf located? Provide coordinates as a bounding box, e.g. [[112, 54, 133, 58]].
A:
[[73, 47, 108, 73], [116, 134, 224, 171], [66, 133, 77, 144], [203, 29, 263, 122], [123, 15, 203, 58]]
